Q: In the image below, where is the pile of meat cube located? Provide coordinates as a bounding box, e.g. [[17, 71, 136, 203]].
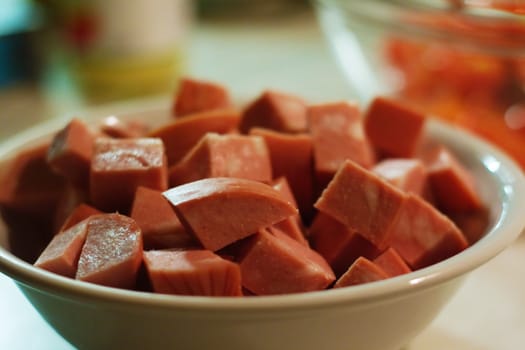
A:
[[0, 78, 489, 296]]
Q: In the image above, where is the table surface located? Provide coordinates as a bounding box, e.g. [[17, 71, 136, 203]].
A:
[[1, 11, 524, 350]]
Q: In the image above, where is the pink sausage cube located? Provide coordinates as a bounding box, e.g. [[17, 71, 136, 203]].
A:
[[388, 194, 469, 269], [424, 145, 483, 213], [373, 247, 411, 277], [130, 186, 195, 250], [334, 257, 389, 288], [309, 212, 380, 276], [364, 97, 425, 157], [58, 203, 102, 233], [308, 101, 375, 190], [76, 214, 143, 289], [315, 160, 407, 248], [47, 118, 95, 188], [143, 250, 242, 296], [372, 158, 428, 196], [0, 142, 66, 219], [34, 219, 89, 278], [250, 128, 314, 222], [240, 90, 308, 133], [90, 138, 168, 213], [169, 132, 272, 186], [163, 177, 297, 251], [270, 177, 307, 246], [172, 78, 232, 117], [239, 229, 335, 295], [149, 109, 240, 166]]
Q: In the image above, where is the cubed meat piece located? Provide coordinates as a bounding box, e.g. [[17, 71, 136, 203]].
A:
[[99, 116, 149, 138], [172, 78, 232, 117], [388, 194, 469, 269], [315, 160, 407, 248], [149, 108, 240, 165], [447, 207, 490, 245], [76, 214, 143, 289], [47, 118, 95, 187], [373, 247, 411, 277], [309, 212, 380, 276], [424, 145, 483, 213], [270, 176, 299, 208], [169, 132, 272, 186], [239, 229, 335, 295], [34, 219, 89, 277], [250, 128, 314, 223], [308, 101, 375, 191], [364, 97, 425, 157], [163, 177, 297, 251], [372, 158, 427, 196], [58, 203, 102, 233], [268, 220, 307, 246], [0, 141, 66, 219], [53, 184, 90, 233], [130, 186, 195, 249], [268, 177, 307, 246], [90, 138, 168, 213], [240, 91, 307, 133], [143, 250, 242, 296], [334, 257, 388, 288]]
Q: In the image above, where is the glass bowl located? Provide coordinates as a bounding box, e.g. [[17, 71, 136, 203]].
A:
[[314, 0, 525, 169]]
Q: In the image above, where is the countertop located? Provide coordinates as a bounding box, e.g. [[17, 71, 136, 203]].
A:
[[1, 10, 524, 350]]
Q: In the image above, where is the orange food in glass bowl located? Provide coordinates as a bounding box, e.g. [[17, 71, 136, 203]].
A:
[[315, 0, 525, 168]]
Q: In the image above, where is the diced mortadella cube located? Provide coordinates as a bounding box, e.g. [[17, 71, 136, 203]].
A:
[[130, 186, 195, 250], [309, 212, 380, 276], [34, 219, 89, 278], [447, 207, 490, 245], [308, 101, 375, 191], [250, 128, 315, 223], [373, 247, 411, 277], [372, 158, 427, 196], [424, 145, 483, 213], [76, 214, 143, 289], [172, 78, 232, 117], [143, 250, 242, 296], [99, 116, 149, 138], [266, 223, 307, 248], [169, 133, 272, 186], [58, 203, 102, 233], [315, 160, 407, 248], [239, 229, 335, 295], [90, 138, 168, 213], [388, 194, 468, 269], [334, 257, 388, 288], [53, 184, 89, 233], [163, 177, 297, 251], [364, 97, 425, 157], [0, 141, 66, 219], [270, 177, 307, 246], [149, 108, 240, 166], [240, 91, 308, 133], [47, 118, 94, 188]]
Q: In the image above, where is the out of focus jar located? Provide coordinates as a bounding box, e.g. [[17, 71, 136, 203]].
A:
[[43, 0, 191, 103], [315, 0, 525, 168]]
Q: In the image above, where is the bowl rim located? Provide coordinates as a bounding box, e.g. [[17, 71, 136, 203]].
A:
[[315, 0, 525, 56], [0, 102, 524, 312]]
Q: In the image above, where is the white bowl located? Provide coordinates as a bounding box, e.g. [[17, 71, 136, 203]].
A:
[[0, 105, 524, 350]]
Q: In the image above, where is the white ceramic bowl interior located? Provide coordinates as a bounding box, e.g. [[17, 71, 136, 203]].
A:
[[0, 104, 524, 350]]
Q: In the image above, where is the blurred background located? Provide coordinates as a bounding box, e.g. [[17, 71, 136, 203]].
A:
[[0, 0, 350, 140]]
